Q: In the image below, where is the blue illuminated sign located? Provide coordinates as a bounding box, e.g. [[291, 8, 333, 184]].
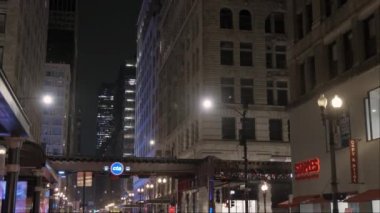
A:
[[110, 162, 124, 176]]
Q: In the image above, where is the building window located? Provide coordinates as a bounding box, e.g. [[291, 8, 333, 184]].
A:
[[222, 117, 236, 139], [220, 8, 233, 29], [337, 0, 347, 8], [324, 0, 332, 18], [240, 43, 253, 66], [308, 56, 316, 89], [328, 41, 338, 78], [343, 31, 353, 70], [296, 12, 304, 40], [269, 119, 282, 141], [266, 44, 286, 69], [267, 81, 288, 106], [240, 79, 254, 105], [299, 63, 306, 95], [363, 15, 377, 59], [0, 46, 3, 65], [265, 12, 285, 34], [221, 78, 234, 103], [220, 41, 234, 65], [239, 10, 252, 30], [243, 118, 256, 140], [365, 87, 380, 141], [0, 14, 5, 33], [305, 3, 313, 33]]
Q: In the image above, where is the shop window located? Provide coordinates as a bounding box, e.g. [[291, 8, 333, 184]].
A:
[[365, 87, 380, 141]]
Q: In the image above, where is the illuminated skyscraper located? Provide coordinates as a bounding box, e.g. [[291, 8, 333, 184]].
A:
[[96, 84, 115, 150], [121, 62, 136, 157]]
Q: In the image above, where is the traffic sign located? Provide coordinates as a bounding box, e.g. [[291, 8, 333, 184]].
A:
[[110, 162, 124, 176]]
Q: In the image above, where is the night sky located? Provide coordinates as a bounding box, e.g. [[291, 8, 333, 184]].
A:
[[76, 0, 141, 155]]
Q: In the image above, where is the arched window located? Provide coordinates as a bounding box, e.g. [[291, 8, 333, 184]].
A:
[[239, 10, 252, 30], [220, 8, 233, 29]]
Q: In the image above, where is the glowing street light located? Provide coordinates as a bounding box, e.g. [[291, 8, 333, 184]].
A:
[[42, 94, 54, 105], [317, 94, 343, 213], [149, 140, 155, 146], [261, 182, 269, 213], [201, 98, 213, 110]]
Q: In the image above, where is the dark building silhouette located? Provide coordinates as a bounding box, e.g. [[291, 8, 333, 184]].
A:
[[46, 0, 79, 157]]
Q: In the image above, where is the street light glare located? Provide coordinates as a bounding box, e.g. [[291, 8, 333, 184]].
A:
[[42, 94, 53, 105], [317, 94, 328, 109], [149, 139, 155, 146], [261, 183, 268, 192], [331, 95, 343, 109], [202, 98, 213, 110]]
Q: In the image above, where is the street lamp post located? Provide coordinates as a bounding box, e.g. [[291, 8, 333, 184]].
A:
[[202, 99, 250, 213], [239, 103, 249, 213], [146, 183, 154, 212], [146, 183, 154, 200], [317, 94, 343, 213], [137, 188, 144, 213], [261, 182, 268, 213]]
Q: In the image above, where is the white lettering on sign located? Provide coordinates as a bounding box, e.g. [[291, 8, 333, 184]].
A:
[[112, 166, 122, 171]]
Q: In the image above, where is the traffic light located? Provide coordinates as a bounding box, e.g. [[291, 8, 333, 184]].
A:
[[231, 200, 235, 207], [216, 189, 221, 203]]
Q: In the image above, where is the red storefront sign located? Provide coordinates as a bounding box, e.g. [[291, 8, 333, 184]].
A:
[[294, 158, 320, 180], [168, 206, 176, 213], [349, 140, 359, 184]]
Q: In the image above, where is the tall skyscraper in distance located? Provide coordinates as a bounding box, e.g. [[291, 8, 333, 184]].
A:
[[41, 63, 71, 156], [95, 61, 136, 158], [95, 83, 115, 151], [1, 0, 49, 141]]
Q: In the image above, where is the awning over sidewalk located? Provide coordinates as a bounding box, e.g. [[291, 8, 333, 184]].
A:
[[345, 189, 380, 203], [277, 195, 328, 208], [0, 69, 31, 137]]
